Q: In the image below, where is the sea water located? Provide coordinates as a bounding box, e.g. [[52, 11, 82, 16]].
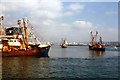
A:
[[1, 46, 119, 79]]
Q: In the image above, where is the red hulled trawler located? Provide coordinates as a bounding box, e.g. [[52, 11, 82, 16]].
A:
[[89, 31, 105, 51], [0, 16, 51, 57]]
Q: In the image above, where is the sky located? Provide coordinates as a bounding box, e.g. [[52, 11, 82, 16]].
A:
[[0, 0, 119, 43]]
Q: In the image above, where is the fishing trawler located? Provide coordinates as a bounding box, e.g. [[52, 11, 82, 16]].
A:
[[60, 38, 67, 48], [0, 16, 51, 57], [89, 31, 105, 51]]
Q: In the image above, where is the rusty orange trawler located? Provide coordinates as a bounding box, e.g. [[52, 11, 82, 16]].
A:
[[89, 31, 105, 51], [0, 16, 51, 57]]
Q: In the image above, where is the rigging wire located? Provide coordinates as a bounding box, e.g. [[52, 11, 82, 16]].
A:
[[27, 20, 46, 42]]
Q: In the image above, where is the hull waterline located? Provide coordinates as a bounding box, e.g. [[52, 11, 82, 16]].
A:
[[89, 45, 105, 51], [0, 46, 50, 57]]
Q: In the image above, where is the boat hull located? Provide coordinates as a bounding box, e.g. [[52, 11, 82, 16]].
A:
[[89, 45, 105, 51], [61, 45, 67, 48], [60, 44, 67, 48], [38, 46, 50, 57], [0, 46, 50, 57]]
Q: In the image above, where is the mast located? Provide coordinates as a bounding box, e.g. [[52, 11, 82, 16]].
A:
[[100, 36, 102, 44], [18, 20, 26, 49], [90, 31, 94, 45], [95, 31, 98, 43], [0, 16, 4, 35], [23, 17, 29, 48], [18, 20, 22, 35]]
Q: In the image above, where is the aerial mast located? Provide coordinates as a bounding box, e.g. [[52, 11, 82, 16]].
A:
[[90, 31, 94, 45], [18, 19, 26, 49], [0, 16, 4, 35], [23, 17, 29, 48], [95, 31, 98, 43], [18, 20, 22, 35]]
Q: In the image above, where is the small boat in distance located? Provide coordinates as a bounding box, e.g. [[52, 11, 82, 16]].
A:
[[0, 16, 51, 57], [89, 31, 105, 51], [60, 38, 67, 48]]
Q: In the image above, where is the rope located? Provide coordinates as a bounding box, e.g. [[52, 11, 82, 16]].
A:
[[27, 20, 46, 43]]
